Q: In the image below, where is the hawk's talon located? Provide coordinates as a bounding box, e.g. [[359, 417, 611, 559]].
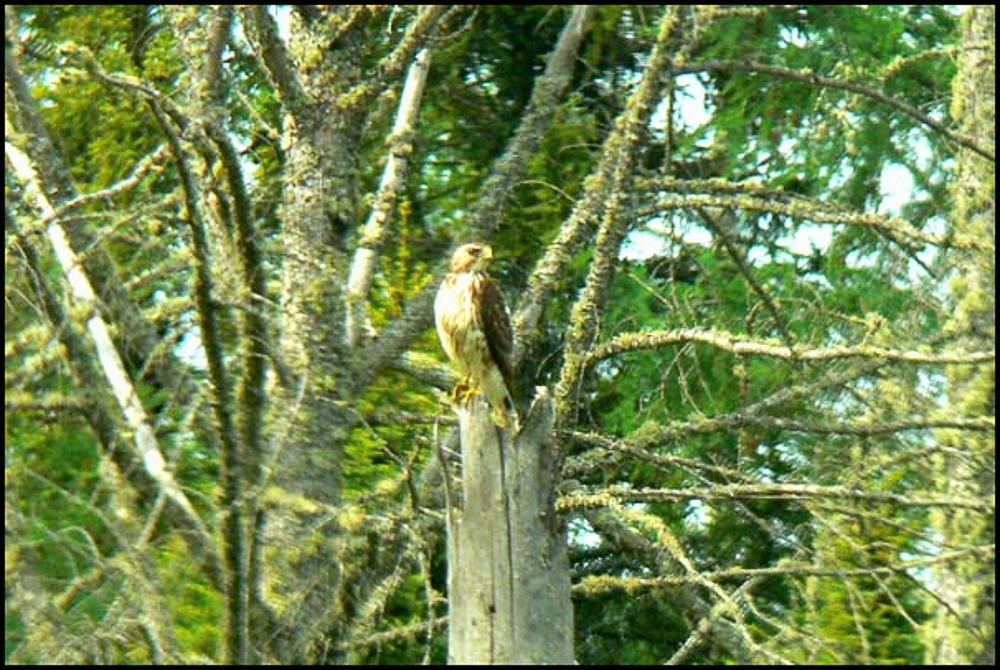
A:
[[451, 378, 472, 403], [459, 383, 479, 404]]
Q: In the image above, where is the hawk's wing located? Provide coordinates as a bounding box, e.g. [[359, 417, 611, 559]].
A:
[[477, 276, 515, 395]]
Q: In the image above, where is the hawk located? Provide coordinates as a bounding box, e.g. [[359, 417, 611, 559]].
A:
[[435, 243, 518, 430]]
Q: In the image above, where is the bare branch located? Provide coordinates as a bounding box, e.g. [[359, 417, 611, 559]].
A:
[[337, 616, 448, 652], [58, 42, 190, 129], [558, 483, 992, 513], [641, 190, 992, 253], [465, 4, 596, 242], [563, 412, 994, 480], [575, 544, 997, 593], [347, 6, 448, 112], [696, 206, 795, 346], [38, 144, 170, 225], [555, 7, 686, 423], [584, 328, 995, 367], [579, 488, 793, 664], [5, 139, 212, 544], [346, 48, 432, 349], [241, 6, 309, 114]]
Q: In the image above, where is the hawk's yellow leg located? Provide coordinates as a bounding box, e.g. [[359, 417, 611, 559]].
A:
[[459, 381, 480, 404], [451, 377, 470, 402], [450, 376, 480, 404]]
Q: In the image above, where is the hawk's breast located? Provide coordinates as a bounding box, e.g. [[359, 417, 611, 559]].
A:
[[435, 272, 490, 378]]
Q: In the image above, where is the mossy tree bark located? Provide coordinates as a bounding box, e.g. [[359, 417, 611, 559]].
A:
[[926, 5, 995, 665]]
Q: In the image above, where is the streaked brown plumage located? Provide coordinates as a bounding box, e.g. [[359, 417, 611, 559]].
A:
[[434, 243, 518, 430]]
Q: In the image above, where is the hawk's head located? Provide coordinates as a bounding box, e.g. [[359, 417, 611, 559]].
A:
[[449, 243, 494, 273]]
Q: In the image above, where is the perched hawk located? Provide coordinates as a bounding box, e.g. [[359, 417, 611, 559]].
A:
[[435, 243, 518, 430]]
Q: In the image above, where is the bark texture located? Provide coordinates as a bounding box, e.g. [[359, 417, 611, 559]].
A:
[[925, 5, 995, 665]]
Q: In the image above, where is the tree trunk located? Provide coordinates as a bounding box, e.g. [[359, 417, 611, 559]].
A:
[[926, 4, 995, 665], [446, 388, 574, 664]]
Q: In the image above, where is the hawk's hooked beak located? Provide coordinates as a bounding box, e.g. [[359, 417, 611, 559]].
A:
[[481, 245, 494, 262]]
